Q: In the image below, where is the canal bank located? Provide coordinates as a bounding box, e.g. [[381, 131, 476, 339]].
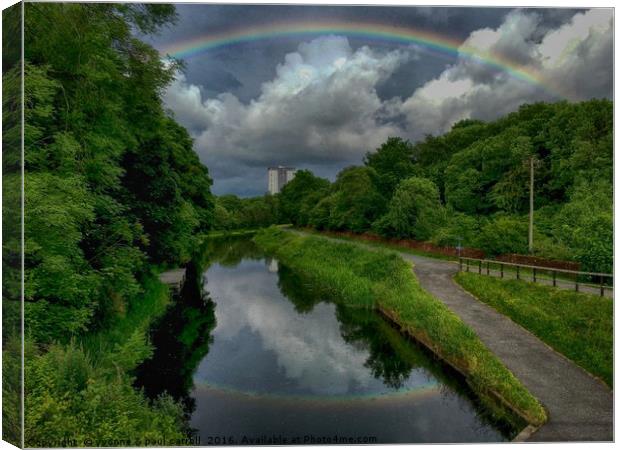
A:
[[287, 228, 613, 442], [254, 228, 547, 429]]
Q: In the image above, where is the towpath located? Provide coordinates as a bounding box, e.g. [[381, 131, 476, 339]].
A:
[[293, 230, 613, 442]]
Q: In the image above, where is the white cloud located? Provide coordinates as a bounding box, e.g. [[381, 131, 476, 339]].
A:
[[540, 8, 612, 68], [399, 8, 613, 138], [163, 9, 613, 195], [164, 35, 410, 194], [202, 262, 381, 395]]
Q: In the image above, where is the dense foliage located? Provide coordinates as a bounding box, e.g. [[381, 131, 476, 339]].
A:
[[16, 4, 214, 343], [25, 279, 186, 446], [212, 194, 280, 230], [266, 100, 612, 273], [3, 3, 215, 444], [3, 4, 24, 445]]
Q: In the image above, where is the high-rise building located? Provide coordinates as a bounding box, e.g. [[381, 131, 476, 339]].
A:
[[268, 166, 296, 194]]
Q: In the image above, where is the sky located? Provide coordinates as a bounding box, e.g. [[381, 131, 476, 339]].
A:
[[143, 5, 613, 196]]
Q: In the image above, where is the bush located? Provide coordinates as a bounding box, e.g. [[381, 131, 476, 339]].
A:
[[431, 211, 481, 248], [373, 177, 446, 240], [477, 216, 529, 256], [552, 182, 612, 273], [25, 341, 185, 446]]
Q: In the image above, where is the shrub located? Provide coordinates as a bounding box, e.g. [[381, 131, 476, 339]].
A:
[[374, 177, 446, 240], [25, 341, 185, 446], [431, 211, 481, 248], [477, 216, 529, 256]]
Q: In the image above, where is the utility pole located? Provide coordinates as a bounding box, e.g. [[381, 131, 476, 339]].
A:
[[528, 156, 534, 253]]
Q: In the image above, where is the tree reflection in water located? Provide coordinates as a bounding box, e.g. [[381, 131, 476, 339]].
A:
[[276, 262, 414, 389]]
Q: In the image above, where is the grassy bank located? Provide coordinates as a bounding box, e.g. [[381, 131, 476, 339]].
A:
[[25, 273, 186, 446], [301, 229, 587, 284], [203, 229, 260, 239], [204, 224, 294, 240], [297, 227, 457, 261], [254, 227, 546, 427], [455, 273, 613, 387]]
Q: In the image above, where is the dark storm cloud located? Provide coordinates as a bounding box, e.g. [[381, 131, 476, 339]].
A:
[[146, 5, 588, 103], [155, 6, 611, 196], [146, 4, 514, 101]]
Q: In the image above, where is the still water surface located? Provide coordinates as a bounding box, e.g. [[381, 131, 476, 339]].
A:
[[136, 238, 515, 444]]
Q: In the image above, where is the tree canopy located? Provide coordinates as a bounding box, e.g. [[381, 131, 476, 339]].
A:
[[4, 3, 215, 444], [15, 3, 215, 343], [255, 99, 612, 272]]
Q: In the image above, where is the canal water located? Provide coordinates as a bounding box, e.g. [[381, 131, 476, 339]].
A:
[[135, 237, 517, 444]]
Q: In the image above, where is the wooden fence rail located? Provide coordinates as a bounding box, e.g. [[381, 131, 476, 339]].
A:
[[458, 257, 613, 297]]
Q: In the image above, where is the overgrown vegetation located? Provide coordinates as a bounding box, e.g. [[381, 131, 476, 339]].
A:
[[254, 227, 547, 426], [25, 278, 185, 447], [263, 102, 612, 273], [3, 3, 215, 443], [213, 194, 280, 230], [455, 273, 613, 387]]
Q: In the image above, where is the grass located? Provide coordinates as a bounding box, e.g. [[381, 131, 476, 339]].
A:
[[204, 224, 293, 240], [297, 227, 457, 261], [203, 229, 260, 239], [301, 228, 598, 286], [255, 227, 547, 427], [455, 272, 613, 387]]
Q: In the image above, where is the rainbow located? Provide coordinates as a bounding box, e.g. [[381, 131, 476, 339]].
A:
[[160, 21, 559, 96], [193, 378, 442, 405]]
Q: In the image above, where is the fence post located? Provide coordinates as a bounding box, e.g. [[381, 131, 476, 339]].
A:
[[575, 280, 579, 292], [516, 266, 520, 280], [459, 258, 462, 272], [533, 268, 536, 283], [486, 261, 490, 275], [478, 260, 482, 274], [466, 260, 470, 272], [552, 271, 557, 287], [600, 276, 604, 297], [500, 263, 504, 278]]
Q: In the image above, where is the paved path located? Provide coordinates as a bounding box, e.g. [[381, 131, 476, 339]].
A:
[[295, 231, 613, 441], [406, 254, 613, 442]]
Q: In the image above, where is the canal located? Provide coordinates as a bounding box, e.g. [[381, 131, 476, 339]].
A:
[[135, 237, 518, 444]]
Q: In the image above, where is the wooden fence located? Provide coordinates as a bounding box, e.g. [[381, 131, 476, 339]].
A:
[[458, 257, 613, 297]]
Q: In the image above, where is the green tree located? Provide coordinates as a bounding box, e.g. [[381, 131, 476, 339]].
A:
[[15, 2, 217, 443], [411, 120, 488, 199], [211, 194, 280, 230], [552, 181, 612, 273], [308, 194, 337, 230], [373, 177, 446, 240], [476, 216, 529, 256], [329, 166, 386, 233], [279, 170, 331, 225], [444, 128, 532, 214], [364, 137, 416, 198]]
